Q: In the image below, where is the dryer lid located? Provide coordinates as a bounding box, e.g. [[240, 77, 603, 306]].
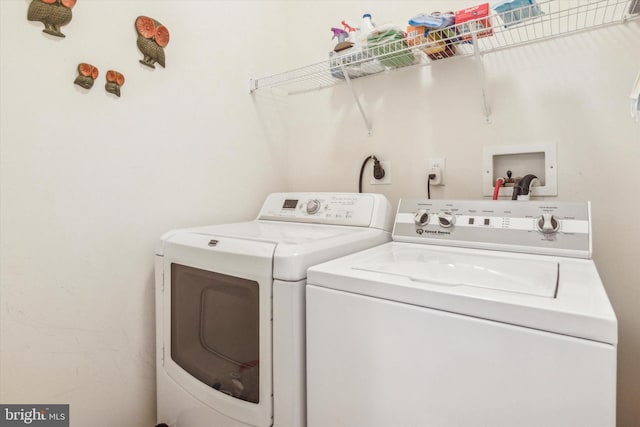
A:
[[158, 220, 390, 282], [354, 251, 558, 298]]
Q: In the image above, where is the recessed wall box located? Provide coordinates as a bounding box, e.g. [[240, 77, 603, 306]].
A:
[[483, 143, 557, 198]]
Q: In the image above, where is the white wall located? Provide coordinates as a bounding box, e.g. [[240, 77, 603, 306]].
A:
[[278, 2, 640, 426], [0, 1, 288, 425]]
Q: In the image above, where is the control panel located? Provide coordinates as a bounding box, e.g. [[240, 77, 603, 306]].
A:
[[257, 193, 393, 230], [394, 199, 591, 258]]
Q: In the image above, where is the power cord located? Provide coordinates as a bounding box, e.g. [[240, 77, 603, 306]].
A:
[[427, 172, 436, 199], [358, 155, 385, 193]]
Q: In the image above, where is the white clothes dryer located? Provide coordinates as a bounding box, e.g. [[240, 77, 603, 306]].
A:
[[306, 199, 617, 427], [154, 192, 392, 427]]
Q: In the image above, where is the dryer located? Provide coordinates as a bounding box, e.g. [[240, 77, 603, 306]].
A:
[[155, 192, 392, 427], [306, 199, 617, 427]]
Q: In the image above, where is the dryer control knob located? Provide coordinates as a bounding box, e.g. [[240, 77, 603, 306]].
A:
[[536, 214, 560, 234], [438, 212, 456, 228], [306, 199, 321, 215], [414, 209, 430, 226]]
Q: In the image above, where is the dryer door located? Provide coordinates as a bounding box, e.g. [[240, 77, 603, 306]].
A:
[[159, 233, 275, 427]]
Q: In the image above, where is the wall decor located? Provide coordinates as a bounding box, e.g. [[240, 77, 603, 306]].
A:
[[135, 16, 170, 68], [27, 0, 77, 38], [73, 63, 99, 89], [105, 70, 125, 97]]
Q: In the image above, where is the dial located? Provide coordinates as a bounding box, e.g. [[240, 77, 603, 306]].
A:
[[438, 212, 456, 228], [306, 199, 321, 215], [414, 209, 430, 226], [536, 214, 560, 234]]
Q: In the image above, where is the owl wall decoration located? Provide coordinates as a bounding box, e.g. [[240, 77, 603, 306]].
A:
[[135, 16, 170, 69], [27, 0, 76, 38], [105, 70, 125, 97], [74, 63, 99, 89]]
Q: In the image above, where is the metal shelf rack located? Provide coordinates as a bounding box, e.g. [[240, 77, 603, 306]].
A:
[[250, 0, 639, 132]]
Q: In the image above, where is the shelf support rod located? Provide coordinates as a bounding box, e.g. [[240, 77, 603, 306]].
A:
[[472, 32, 491, 124], [340, 65, 373, 135], [248, 78, 258, 93]]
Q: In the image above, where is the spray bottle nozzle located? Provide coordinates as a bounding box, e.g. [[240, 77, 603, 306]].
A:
[[331, 27, 349, 41], [341, 20, 357, 32]]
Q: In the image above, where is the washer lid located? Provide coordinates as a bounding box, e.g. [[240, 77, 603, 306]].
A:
[[354, 252, 558, 298], [307, 242, 617, 345]]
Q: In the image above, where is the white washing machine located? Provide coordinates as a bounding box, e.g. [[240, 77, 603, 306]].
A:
[[154, 192, 392, 427], [306, 199, 617, 427]]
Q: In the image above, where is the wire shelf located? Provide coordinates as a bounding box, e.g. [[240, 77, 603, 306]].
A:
[[250, 0, 639, 95]]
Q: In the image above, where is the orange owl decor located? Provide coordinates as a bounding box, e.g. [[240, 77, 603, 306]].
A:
[[135, 16, 170, 69], [27, 0, 77, 38], [105, 70, 125, 97], [74, 63, 99, 89]]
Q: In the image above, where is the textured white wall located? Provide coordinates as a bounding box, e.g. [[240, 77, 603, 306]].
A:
[[0, 1, 288, 425], [279, 2, 640, 426]]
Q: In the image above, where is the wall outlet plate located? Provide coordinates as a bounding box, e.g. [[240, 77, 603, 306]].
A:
[[370, 161, 391, 185], [428, 158, 446, 186]]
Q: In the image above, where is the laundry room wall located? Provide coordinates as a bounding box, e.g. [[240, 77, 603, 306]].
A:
[[0, 1, 289, 426], [273, 1, 640, 426]]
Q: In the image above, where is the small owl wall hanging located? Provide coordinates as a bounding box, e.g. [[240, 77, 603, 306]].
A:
[[27, 0, 77, 38], [135, 16, 170, 69], [74, 63, 99, 89], [105, 70, 125, 97]]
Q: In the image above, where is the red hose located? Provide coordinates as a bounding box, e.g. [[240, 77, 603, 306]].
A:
[[493, 177, 504, 200]]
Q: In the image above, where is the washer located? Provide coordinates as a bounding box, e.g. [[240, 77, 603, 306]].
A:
[[154, 192, 392, 427], [306, 199, 617, 427]]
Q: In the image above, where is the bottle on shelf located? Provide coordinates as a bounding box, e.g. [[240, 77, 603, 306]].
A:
[[329, 25, 364, 79], [358, 13, 385, 75], [363, 13, 416, 68]]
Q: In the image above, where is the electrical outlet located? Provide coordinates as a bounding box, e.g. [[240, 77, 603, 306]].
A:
[[428, 158, 446, 186], [370, 161, 391, 185]]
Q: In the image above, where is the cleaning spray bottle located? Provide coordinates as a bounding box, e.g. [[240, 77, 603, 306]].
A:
[[331, 28, 352, 51], [329, 28, 352, 79], [344, 19, 367, 77], [328, 20, 366, 79], [341, 20, 357, 33]]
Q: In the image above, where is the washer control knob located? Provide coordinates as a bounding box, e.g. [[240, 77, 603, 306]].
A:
[[438, 212, 456, 228], [414, 209, 430, 226], [306, 199, 321, 215], [536, 214, 560, 234]]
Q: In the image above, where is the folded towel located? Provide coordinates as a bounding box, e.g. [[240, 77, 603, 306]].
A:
[[408, 12, 455, 29], [366, 29, 404, 45], [366, 29, 415, 68]]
